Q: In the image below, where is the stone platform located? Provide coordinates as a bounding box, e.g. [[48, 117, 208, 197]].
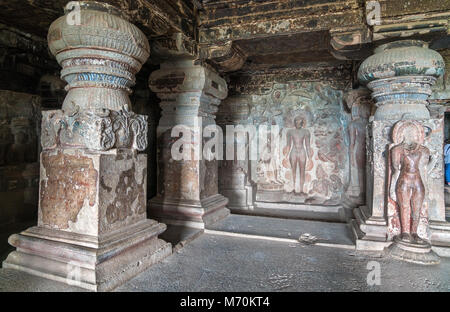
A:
[[253, 202, 346, 222], [2, 220, 172, 291]]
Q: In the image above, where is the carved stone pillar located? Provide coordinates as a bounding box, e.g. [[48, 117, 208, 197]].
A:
[[216, 95, 255, 213], [148, 60, 230, 229], [352, 40, 446, 258], [2, 2, 171, 291]]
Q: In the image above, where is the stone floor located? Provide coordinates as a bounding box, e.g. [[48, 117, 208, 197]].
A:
[[0, 215, 449, 292], [207, 214, 354, 246]]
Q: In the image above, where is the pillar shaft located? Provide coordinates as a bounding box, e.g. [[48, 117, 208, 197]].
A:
[[149, 60, 230, 229], [216, 95, 255, 213], [2, 2, 171, 291]]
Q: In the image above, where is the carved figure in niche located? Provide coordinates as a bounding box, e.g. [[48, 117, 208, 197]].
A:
[[286, 115, 312, 194], [260, 126, 283, 186], [389, 121, 431, 244], [347, 102, 370, 200]]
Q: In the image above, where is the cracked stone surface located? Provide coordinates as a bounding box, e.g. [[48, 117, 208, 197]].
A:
[[0, 232, 449, 292]]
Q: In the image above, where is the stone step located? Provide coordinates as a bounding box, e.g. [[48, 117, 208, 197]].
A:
[[206, 214, 355, 248]]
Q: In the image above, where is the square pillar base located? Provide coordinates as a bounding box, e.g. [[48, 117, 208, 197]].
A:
[[2, 220, 171, 291], [430, 221, 450, 258], [149, 194, 230, 229], [220, 185, 254, 214], [3, 148, 172, 291], [351, 206, 391, 251]]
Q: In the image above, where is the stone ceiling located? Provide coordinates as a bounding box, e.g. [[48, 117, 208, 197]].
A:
[[0, 0, 449, 73], [0, 0, 197, 38]]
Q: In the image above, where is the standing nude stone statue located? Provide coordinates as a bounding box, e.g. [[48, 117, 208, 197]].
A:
[[389, 120, 431, 244], [347, 103, 370, 201], [287, 115, 312, 194]]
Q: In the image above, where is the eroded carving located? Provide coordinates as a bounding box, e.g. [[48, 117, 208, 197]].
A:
[[344, 89, 372, 204], [40, 151, 98, 229], [105, 163, 146, 224], [157, 128, 200, 201], [252, 82, 348, 205], [41, 106, 148, 151]]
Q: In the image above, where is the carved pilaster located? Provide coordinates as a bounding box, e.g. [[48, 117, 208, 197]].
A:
[[148, 59, 230, 229], [2, 2, 171, 291], [342, 88, 373, 217]]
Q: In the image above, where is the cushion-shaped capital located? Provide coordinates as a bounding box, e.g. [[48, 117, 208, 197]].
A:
[[358, 40, 445, 85], [48, 1, 149, 66]]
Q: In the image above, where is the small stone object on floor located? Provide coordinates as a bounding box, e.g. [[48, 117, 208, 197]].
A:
[[299, 233, 318, 245]]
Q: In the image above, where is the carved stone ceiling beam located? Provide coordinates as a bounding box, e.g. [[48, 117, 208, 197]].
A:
[[150, 33, 198, 64], [198, 0, 450, 72], [198, 0, 364, 72], [199, 0, 362, 40], [227, 62, 353, 95]]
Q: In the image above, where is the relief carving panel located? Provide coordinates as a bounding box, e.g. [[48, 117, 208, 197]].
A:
[[249, 82, 350, 205]]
